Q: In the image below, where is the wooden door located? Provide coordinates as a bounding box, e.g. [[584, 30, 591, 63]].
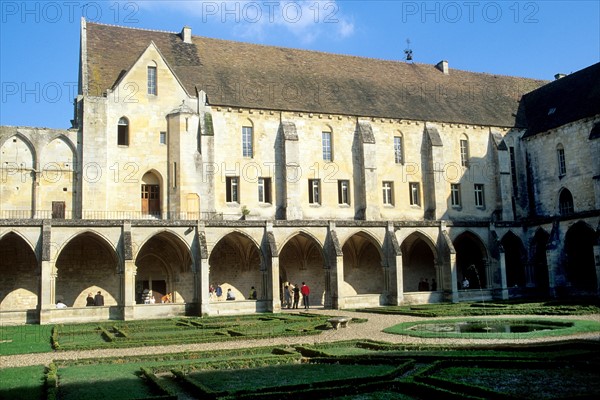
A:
[[52, 201, 65, 219], [141, 184, 160, 216]]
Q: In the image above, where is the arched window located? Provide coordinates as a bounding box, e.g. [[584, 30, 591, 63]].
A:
[[394, 134, 404, 164], [118, 117, 129, 146], [559, 188, 574, 216], [460, 134, 469, 167], [556, 143, 566, 176]]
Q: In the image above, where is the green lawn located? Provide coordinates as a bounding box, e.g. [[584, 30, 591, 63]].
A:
[[0, 365, 46, 400], [0, 324, 55, 355]]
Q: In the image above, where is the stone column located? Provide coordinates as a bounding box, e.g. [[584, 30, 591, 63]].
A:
[[39, 222, 54, 324], [196, 223, 210, 315], [498, 252, 509, 299], [263, 226, 280, 312], [594, 244, 600, 295], [385, 223, 402, 305], [122, 260, 136, 320], [440, 227, 459, 303], [326, 223, 343, 309]]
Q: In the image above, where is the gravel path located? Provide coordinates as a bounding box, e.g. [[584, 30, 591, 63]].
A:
[[2, 309, 599, 369]]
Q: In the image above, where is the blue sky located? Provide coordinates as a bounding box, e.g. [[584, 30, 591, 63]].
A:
[[1, 1, 599, 129]]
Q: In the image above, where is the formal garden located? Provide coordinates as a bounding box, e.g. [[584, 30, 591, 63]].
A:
[[1, 299, 599, 399]]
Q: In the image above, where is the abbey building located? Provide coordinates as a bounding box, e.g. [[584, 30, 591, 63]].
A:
[[1, 19, 598, 324]]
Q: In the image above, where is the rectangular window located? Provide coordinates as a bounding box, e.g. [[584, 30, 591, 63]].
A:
[[308, 179, 321, 204], [322, 131, 332, 161], [226, 177, 239, 203], [242, 126, 253, 158], [394, 136, 403, 164], [258, 177, 272, 204], [460, 139, 469, 167], [172, 162, 177, 189], [159, 131, 166, 144], [557, 148, 566, 176], [451, 183, 461, 207], [147, 66, 157, 95], [382, 181, 394, 205], [474, 183, 485, 208], [338, 180, 350, 205], [509, 146, 518, 195], [409, 182, 420, 206]]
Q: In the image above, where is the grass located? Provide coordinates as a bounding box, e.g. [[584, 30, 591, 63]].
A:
[[382, 317, 600, 339], [360, 298, 600, 317], [0, 365, 46, 400], [0, 324, 55, 355]]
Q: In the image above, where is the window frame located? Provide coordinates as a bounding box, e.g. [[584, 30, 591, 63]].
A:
[[159, 131, 166, 145], [451, 183, 462, 207], [322, 131, 332, 161], [338, 179, 350, 205], [474, 183, 485, 208], [242, 126, 253, 158], [147, 66, 157, 95], [394, 136, 404, 164], [559, 189, 574, 215], [460, 139, 469, 167], [308, 179, 321, 205], [226, 176, 240, 203], [382, 181, 394, 206], [258, 177, 272, 204], [409, 182, 421, 206], [557, 145, 566, 176], [117, 117, 129, 146]]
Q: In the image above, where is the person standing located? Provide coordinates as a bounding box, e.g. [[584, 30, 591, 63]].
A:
[[86, 292, 95, 306], [301, 282, 310, 309], [292, 284, 300, 309], [284, 284, 291, 309], [94, 290, 104, 306]]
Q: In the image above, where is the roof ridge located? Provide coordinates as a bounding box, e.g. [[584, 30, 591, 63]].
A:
[[86, 20, 178, 35]]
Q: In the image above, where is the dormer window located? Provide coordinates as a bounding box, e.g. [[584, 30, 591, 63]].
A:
[[147, 66, 157, 95]]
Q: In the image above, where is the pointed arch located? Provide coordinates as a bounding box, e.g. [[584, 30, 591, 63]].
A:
[[453, 230, 489, 289], [341, 230, 384, 295], [564, 221, 596, 291], [501, 231, 526, 288], [208, 230, 263, 301], [55, 231, 120, 307], [558, 188, 574, 216], [401, 231, 439, 292], [0, 232, 39, 310], [531, 228, 550, 292]]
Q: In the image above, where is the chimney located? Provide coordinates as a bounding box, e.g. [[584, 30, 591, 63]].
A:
[[181, 26, 192, 44], [435, 60, 449, 75], [554, 73, 567, 80]]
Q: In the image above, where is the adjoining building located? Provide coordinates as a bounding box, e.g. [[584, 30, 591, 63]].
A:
[[1, 19, 598, 324]]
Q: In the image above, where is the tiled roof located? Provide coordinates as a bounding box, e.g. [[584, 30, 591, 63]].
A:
[[521, 62, 600, 137], [85, 22, 547, 127]]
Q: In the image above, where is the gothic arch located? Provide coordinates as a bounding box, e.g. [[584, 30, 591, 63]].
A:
[[564, 221, 596, 291], [401, 231, 439, 292], [0, 232, 39, 310], [341, 231, 384, 295], [55, 231, 120, 307], [501, 231, 526, 288], [453, 230, 489, 289]]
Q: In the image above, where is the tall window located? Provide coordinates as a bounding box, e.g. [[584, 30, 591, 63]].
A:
[[322, 131, 332, 161], [338, 180, 350, 205], [382, 181, 394, 205], [147, 66, 157, 95], [509, 146, 518, 195], [451, 183, 461, 207], [460, 138, 469, 167], [557, 144, 566, 176], [394, 136, 404, 164], [409, 182, 420, 206], [226, 177, 239, 203], [559, 189, 574, 215], [117, 117, 129, 146], [474, 183, 485, 208], [308, 179, 321, 204], [159, 131, 166, 144], [258, 177, 272, 204], [242, 126, 253, 158]]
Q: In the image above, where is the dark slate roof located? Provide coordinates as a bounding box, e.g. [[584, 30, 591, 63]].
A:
[[85, 22, 547, 127], [521, 62, 600, 137]]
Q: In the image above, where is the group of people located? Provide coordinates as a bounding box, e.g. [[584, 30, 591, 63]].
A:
[[56, 291, 104, 308], [282, 282, 310, 309], [208, 284, 257, 301], [85, 291, 104, 306], [418, 278, 437, 291]]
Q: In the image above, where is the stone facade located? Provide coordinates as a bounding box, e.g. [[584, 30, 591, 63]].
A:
[[0, 20, 598, 324]]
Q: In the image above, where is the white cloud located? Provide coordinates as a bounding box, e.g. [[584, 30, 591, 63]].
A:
[[138, 0, 355, 44]]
